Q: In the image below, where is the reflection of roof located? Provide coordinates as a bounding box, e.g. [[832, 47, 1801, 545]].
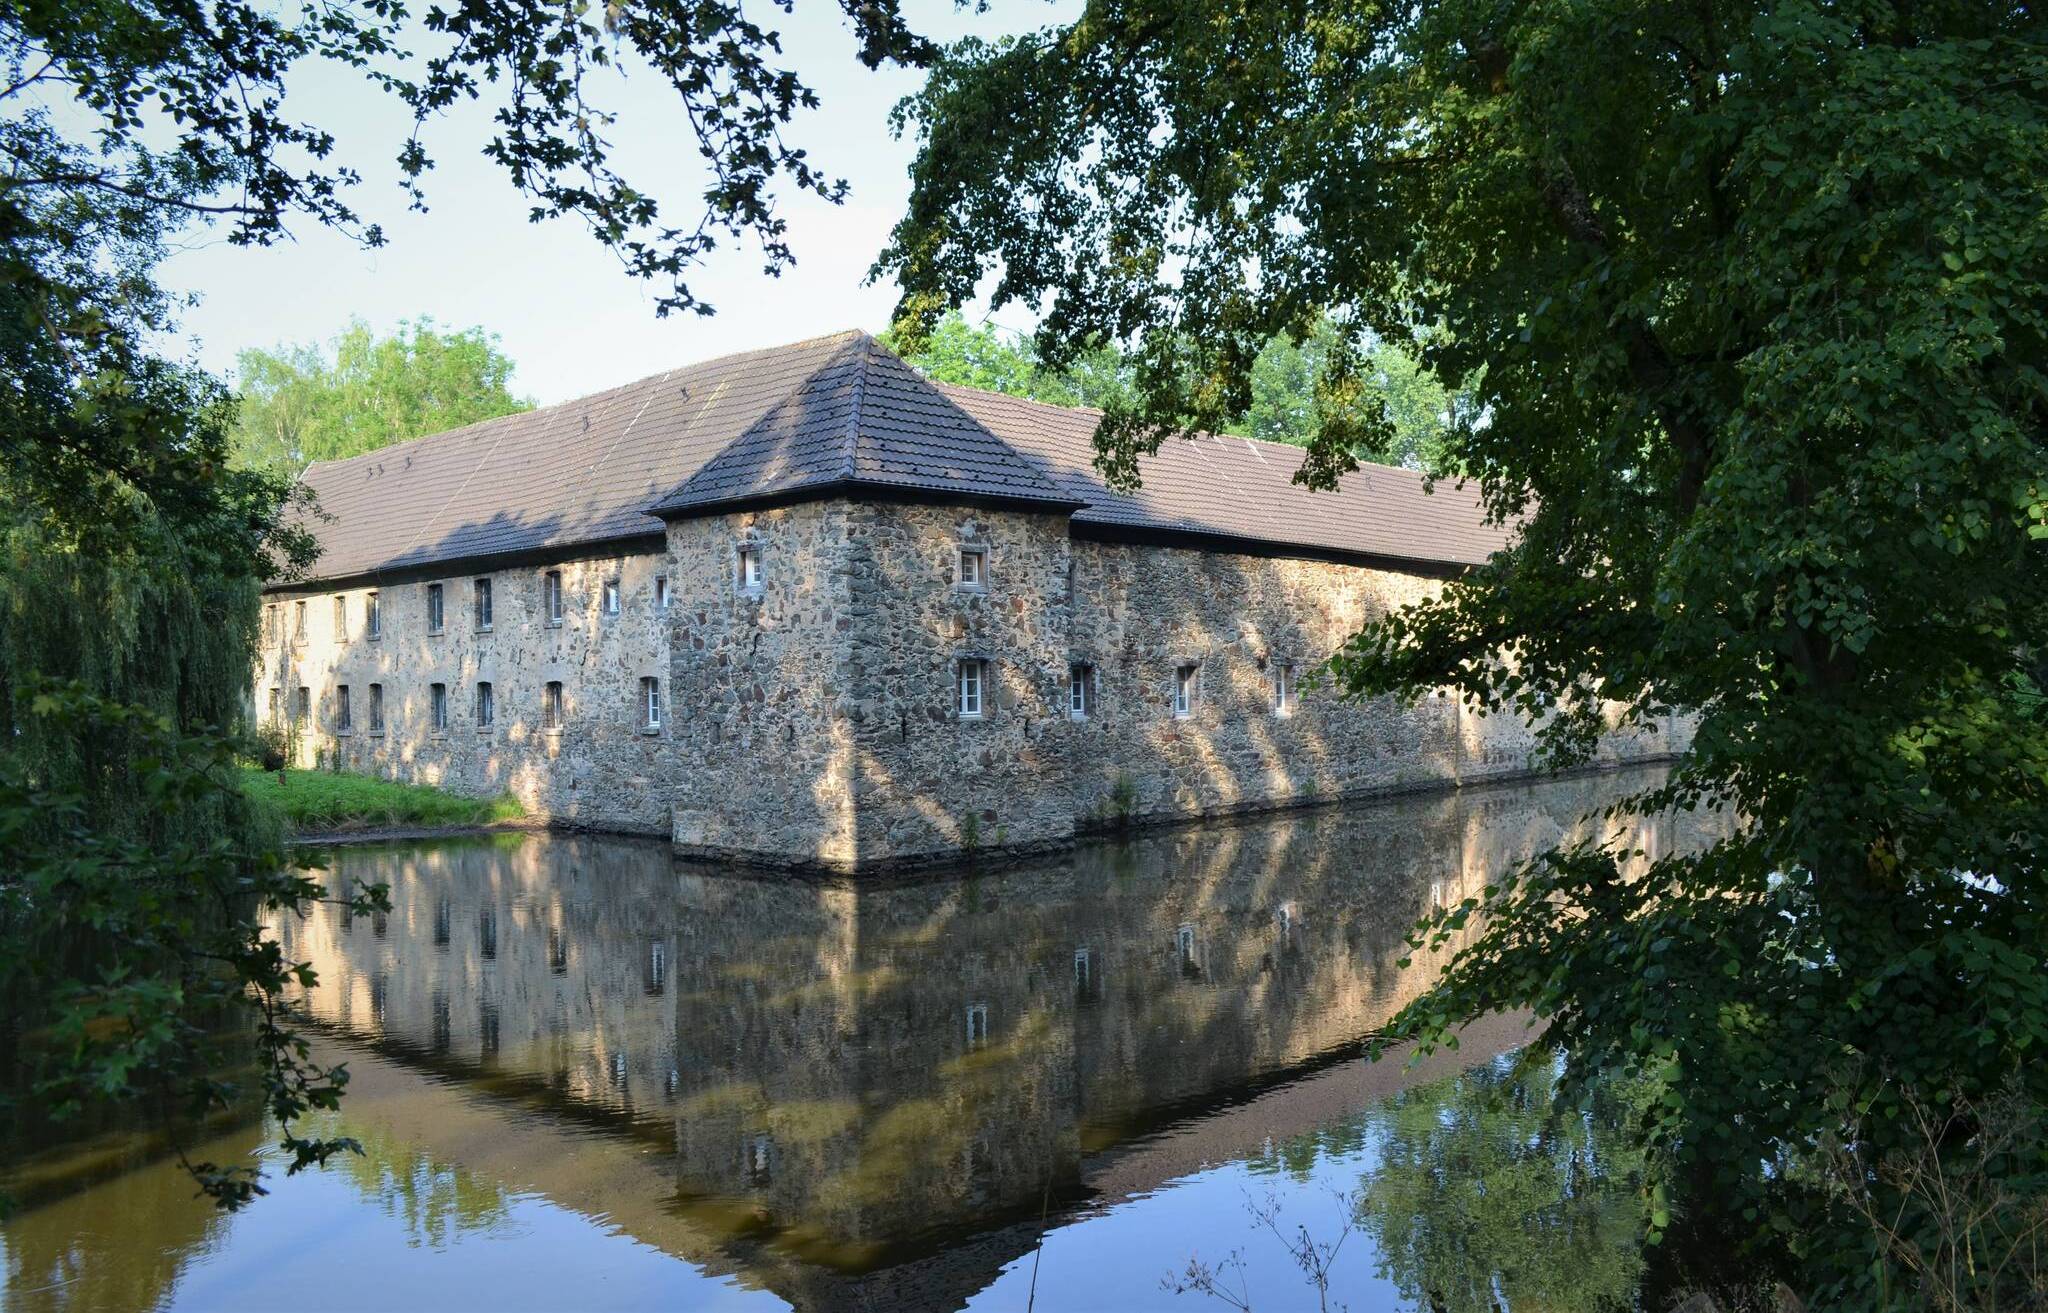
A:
[[287, 329, 1509, 589]]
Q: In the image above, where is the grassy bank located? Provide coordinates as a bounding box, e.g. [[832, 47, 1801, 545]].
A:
[[239, 767, 526, 834]]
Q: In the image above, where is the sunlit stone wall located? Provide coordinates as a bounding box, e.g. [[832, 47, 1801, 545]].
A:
[[256, 550, 674, 832]]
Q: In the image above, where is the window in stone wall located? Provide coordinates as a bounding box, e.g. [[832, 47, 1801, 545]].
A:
[[543, 569, 563, 625], [1272, 662, 1296, 717], [426, 583, 445, 634], [474, 577, 494, 631], [1173, 664, 1198, 719], [1068, 662, 1094, 719], [735, 543, 762, 593], [334, 685, 351, 733], [475, 681, 494, 730], [293, 685, 310, 722], [368, 684, 385, 734], [430, 682, 448, 732], [602, 577, 621, 616], [654, 575, 670, 609], [267, 687, 280, 721], [366, 591, 381, 640], [293, 599, 307, 641], [957, 658, 986, 719], [264, 604, 277, 645], [641, 677, 662, 731], [965, 1002, 990, 1048], [956, 544, 988, 590], [333, 594, 346, 639], [543, 680, 564, 731]]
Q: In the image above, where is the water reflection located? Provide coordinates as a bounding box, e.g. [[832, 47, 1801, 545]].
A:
[[3, 767, 1720, 1313]]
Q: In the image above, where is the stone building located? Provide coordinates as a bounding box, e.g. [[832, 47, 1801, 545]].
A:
[[257, 329, 1684, 869]]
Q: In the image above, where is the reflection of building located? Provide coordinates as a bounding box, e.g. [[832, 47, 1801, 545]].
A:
[[255, 330, 1688, 870], [255, 767, 1723, 1309]]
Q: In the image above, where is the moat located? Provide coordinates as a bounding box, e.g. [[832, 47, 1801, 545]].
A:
[[1, 766, 1718, 1312]]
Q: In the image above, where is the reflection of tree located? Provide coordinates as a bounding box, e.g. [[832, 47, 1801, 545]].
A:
[[318, 1116, 512, 1248], [1354, 1049, 1650, 1313]]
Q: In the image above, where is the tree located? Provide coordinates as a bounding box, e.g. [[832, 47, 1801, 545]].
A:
[[876, 2, 2048, 1298], [896, 311, 1462, 471], [232, 319, 530, 475]]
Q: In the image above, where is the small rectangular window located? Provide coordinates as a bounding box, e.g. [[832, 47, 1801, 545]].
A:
[[333, 595, 346, 638], [1273, 663, 1296, 716], [368, 684, 385, 734], [267, 687, 280, 721], [426, 583, 445, 634], [430, 682, 448, 732], [736, 544, 761, 592], [602, 578, 621, 616], [654, 575, 670, 609], [641, 677, 662, 730], [474, 577, 493, 631], [335, 684, 352, 732], [1173, 665, 1198, 719], [957, 659, 985, 719], [293, 599, 307, 640], [475, 681, 494, 730], [543, 570, 563, 625], [264, 604, 278, 646], [966, 1003, 990, 1047], [366, 591, 381, 640], [543, 680, 564, 731], [294, 685, 310, 722], [957, 545, 987, 589], [1068, 663, 1093, 719]]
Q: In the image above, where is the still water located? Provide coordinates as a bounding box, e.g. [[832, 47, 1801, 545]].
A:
[[1, 768, 1716, 1313]]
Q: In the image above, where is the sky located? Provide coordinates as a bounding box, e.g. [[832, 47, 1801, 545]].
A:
[[157, 2, 1076, 407]]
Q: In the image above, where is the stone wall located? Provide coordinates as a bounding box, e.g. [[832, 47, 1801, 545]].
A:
[[665, 501, 860, 866], [261, 492, 1687, 866], [256, 549, 674, 833]]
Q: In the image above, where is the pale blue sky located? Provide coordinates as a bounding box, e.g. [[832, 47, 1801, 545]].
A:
[[159, 3, 1073, 406]]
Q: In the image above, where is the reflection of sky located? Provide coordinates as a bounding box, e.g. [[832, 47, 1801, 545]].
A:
[[123, 1119, 1408, 1313]]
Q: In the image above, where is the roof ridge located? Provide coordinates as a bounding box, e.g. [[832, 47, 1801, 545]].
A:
[[929, 378, 1437, 484], [838, 333, 871, 479]]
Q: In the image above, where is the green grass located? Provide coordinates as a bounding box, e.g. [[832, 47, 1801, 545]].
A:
[[239, 767, 526, 833]]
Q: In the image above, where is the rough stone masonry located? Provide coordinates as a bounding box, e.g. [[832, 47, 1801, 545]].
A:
[[258, 330, 1687, 871]]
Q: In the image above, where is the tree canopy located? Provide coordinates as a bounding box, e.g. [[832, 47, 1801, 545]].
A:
[[893, 311, 1462, 471], [876, 1, 2048, 1300], [232, 319, 530, 476]]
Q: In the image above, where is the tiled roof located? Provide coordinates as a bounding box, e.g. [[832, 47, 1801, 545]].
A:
[[285, 329, 1508, 587], [938, 386, 1510, 568], [648, 333, 1078, 515]]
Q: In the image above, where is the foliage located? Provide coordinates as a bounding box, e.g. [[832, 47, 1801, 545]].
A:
[[0, 687, 387, 1208], [232, 319, 530, 476], [240, 768, 525, 834], [1355, 1049, 1651, 1313], [876, 0, 2048, 1298], [892, 311, 1462, 471]]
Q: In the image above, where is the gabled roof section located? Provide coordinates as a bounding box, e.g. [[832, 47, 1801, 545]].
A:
[[647, 332, 1080, 516]]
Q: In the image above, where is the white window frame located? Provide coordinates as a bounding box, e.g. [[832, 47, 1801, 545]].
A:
[[333, 594, 347, 639], [294, 685, 310, 722], [542, 680, 564, 731], [475, 680, 494, 730], [1173, 664, 1198, 719], [430, 682, 448, 733], [957, 659, 986, 719], [334, 685, 351, 733], [543, 569, 564, 626], [366, 591, 382, 640], [1273, 662, 1296, 717], [654, 575, 670, 609], [955, 544, 988, 590], [426, 583, 445, 635], [368, 684, 385, 734], [1068, 662, 1093, 719], [293, 599, 307, 641], [602, 578, 622, 616], [474, 577, 494, 632], [735, 543, 762, 593], [641, 676, 662, 731]]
